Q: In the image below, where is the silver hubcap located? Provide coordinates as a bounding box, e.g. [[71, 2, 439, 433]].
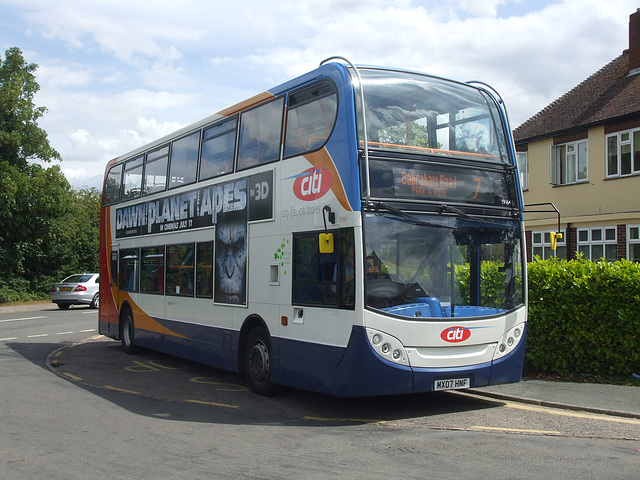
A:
[[248, 340, 269, 384]]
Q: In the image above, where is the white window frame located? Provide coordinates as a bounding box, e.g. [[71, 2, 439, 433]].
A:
[[577, 226, 617, 262], [516, 152, 528, 191], [549, 140, 588, 186], [628, 225, 640, 262], [532, 229, 566, 260], [606, 128, 640, 178]]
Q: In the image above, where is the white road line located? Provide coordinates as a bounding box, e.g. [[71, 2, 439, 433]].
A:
[[55, 331, 74, 335], [0, 316, 47, 323], [80, 329, 96, 332], [0, 337, 18, 341], [27, 333, 49, 338]]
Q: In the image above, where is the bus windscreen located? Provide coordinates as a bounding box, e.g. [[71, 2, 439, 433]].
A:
[[358, 69, 510, 164]]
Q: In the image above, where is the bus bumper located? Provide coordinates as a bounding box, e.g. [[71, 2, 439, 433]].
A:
[[335, 325, 526, 397]]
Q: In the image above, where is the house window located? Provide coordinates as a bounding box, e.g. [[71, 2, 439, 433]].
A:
[[550, 141, 587, 185], [628, 225, 640, 262], [532, 230, 566, 260], [516, 152, 528, 190], [606, 128, 640, 177], [577, 227, 617, 261]]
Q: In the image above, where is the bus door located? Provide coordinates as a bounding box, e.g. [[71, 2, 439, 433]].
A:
[[283, 229, 354, 389]]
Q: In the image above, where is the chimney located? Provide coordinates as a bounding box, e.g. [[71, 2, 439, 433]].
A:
[[630, 9, 640, 72]]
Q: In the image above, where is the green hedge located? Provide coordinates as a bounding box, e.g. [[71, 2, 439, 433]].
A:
[[526, 258, 640, 376]]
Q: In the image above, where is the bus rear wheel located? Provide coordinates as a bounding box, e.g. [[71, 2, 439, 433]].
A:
[[243, 327, 277, 396], [121, 309, 137, 355]]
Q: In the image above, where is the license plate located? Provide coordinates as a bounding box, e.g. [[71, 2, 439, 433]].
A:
[[59, 287, 72, 291], [434, 378, 470, 391]]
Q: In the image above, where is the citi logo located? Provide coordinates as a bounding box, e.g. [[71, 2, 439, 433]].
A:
[[441, 326, 471, 343], [293, 167, 332, 201]]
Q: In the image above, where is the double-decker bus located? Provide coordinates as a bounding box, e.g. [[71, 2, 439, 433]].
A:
[[99, 57, 526, 397]]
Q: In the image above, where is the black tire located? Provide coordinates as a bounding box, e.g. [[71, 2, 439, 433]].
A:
[[121, 309, 137, 355], [242, 326, 278, 396], [57, 303, 70, 310], [90, 293, 99, 309]]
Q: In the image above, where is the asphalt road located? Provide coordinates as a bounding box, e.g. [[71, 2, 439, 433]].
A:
[[1, 305, 639, 479]]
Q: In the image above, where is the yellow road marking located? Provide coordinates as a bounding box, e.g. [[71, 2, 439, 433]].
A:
[[104, 385, 140, 394], [185, 399, 239, 409], [472, 425, 561, 434], [304, 416, 383, 424], [504, 401, 640, 426], [63, 373, 82, 381]]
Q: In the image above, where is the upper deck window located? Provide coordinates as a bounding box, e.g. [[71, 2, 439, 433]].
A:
[[144, 145, 169, 195], [284, 81, 338, 158], [200, 118, 237, 180], [237, 97, 285, 170], [103, 164, 123, 206], [358, 69, 510, 164], [169, 131, 200, 189], [122, 156, 144, 201]]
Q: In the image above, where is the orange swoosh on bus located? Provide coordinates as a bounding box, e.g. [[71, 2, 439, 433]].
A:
[[217, 91, 275, 117], [303, 148, 353, 212], [124, 295, 188, 338]]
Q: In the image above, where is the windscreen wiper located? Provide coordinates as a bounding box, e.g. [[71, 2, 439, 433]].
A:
[[438, 204, 516, 225], [373, 202, 452, 229]]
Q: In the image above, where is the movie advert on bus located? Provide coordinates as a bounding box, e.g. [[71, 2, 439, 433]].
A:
[[115, 171, 273, 239]]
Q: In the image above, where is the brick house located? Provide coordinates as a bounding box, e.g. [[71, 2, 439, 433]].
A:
[[515, 9, 640, 262]]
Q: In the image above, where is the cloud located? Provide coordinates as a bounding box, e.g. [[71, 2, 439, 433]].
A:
[[4, 0, 639, 189]]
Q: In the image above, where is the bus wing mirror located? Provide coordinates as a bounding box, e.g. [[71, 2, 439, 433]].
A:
[[550, 231, 563, 250], [319, 233, 334, 254]]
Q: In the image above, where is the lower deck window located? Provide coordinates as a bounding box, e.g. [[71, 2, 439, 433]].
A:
[[166, 243, 195, 296], [292, 229, 354, 308]]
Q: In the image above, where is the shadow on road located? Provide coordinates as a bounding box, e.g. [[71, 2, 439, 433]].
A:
[[5, 337, 503, 427]]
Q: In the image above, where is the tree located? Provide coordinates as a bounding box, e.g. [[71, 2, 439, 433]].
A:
[[0, 47, 76, 300], [0, 162, 74, 293], [0, 47, 60, 169], [56, 187, 101, 275]]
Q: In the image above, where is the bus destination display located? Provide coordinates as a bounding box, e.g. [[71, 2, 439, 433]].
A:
[[369, 160, 512, 207]]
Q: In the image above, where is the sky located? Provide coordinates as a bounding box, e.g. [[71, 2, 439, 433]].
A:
[[0, 0, 638, 190]]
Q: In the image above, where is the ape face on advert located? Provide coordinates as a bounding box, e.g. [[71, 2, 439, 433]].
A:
[[215, 218, 247, 304]]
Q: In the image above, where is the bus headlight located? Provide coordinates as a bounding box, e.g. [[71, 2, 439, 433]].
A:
[[493, 323, 525, 360], [366, 328, 409, 366]]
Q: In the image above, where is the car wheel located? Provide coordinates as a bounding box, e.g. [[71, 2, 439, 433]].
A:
[[121, 309, 137, 355], [57, 303, 71, 310], [90, 293, 99, 309], [242, 326, 278, 396]]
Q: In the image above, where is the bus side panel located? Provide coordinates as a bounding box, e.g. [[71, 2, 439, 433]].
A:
[[335, 326, 414, 397], [132, 327, 163, 351], [273, 337, 345, 395], [157, 319, 237, 372]]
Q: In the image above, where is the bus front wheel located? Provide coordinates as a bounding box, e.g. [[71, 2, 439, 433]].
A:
[[121, 309, 137, 355], [242, 327, 277, 396]]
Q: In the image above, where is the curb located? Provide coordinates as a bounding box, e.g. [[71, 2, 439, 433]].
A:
[[466, 388, 640, 420]]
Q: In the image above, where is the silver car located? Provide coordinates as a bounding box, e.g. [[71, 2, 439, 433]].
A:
[[50, 273, 100, 310]]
